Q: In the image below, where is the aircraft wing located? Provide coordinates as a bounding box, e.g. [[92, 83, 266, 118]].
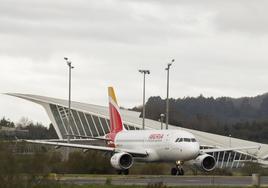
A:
[[25, 140, 148, 157], [200, 145, 261, 153]]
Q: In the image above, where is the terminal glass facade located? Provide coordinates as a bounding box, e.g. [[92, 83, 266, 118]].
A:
[[49, 104, 139, 139]]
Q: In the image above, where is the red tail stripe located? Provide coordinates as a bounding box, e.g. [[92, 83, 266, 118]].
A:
[[109, 103, 123, 135]]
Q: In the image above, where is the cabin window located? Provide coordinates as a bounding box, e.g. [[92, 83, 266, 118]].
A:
[[191, 138, 197, 142]]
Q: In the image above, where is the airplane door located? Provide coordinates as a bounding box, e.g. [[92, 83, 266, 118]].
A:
[[164, 133, 170, 151]]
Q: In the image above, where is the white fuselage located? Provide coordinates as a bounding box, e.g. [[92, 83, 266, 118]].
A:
[[114, 130, 200, 162]]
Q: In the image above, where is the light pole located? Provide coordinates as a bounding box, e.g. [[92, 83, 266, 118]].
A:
[[165, 59, 175, 129], [229, 134, 232, 147], [139, 69, 150, 130], [160, 114, 165, 130], [64, 57, 74, 146]]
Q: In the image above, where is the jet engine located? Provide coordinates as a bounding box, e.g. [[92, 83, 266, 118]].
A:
[[110, 152, 133, 170], [193, 154, 216, 172]]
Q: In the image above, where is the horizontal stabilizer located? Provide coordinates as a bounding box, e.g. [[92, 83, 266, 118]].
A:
[[65, 134, 111, 141]]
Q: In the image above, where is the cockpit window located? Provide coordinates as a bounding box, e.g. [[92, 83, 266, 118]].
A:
[[176, 137, 197, 142], [184, 138, 191, 142], [191, 138, 197, 142], [175, 138, 182, 142]]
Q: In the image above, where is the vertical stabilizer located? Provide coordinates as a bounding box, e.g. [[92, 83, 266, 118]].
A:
[[108, 87, 125, 134]]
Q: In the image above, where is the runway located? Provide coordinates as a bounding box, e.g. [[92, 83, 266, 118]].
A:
[[59, 175, 268, 186]]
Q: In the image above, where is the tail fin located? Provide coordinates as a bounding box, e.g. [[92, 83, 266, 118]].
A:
[[108, 87, 125, 134]]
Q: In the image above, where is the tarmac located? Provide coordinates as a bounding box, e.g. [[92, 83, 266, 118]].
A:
[[59, 175, 268, 186]]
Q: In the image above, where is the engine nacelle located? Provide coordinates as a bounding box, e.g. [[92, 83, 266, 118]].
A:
[[110, 152, 133, 170], [193, 154, 216, 172]]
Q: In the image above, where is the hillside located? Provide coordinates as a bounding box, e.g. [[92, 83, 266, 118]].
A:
[[132, 92, 268, 143]]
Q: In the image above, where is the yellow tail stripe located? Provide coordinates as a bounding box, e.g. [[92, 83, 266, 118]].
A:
[[108, 87, 118, 104]]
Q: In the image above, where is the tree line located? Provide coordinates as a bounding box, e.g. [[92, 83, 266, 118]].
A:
[[0, 117, 58, 140], [132, 93, 268, 144]]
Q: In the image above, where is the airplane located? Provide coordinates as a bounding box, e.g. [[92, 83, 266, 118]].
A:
[[26, 87, 260, 175]]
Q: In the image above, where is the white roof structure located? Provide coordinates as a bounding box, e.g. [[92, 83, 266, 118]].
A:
[[7, 93, 268, 167]]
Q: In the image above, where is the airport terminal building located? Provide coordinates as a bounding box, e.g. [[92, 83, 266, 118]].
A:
[[8, 93, 268, 168]]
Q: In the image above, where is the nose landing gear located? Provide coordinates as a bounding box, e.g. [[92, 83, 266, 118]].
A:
[[171, 161, 184, 176]]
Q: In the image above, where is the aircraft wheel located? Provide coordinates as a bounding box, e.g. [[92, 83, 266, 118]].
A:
[[117, 170, 122, 175], [123, 169, 129, 175], [171, 167, 177, 175], [177, 168, 184, 176], [180, 168, 184, 175]]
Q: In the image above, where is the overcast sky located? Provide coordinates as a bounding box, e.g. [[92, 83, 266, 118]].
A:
[[1, 0, 268, 126]]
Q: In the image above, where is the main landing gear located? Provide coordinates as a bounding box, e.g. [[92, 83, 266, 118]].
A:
[[171, 161, 184, 176], [116, 169, 129, 175]]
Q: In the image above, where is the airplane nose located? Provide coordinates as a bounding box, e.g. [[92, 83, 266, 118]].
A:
[[187, 142, 199, 158], [193, 143, 200, 157], [181, 143, 200, 160]]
